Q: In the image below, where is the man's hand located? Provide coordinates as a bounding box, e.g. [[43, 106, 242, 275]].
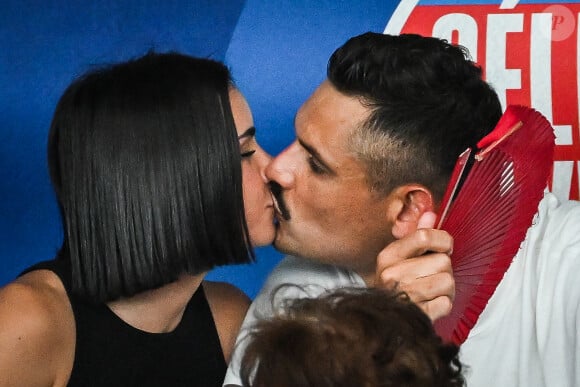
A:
[[375, 212, 454, 321]]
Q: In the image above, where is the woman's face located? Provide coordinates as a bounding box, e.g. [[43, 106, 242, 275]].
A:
[[230, 88, 276, 247]]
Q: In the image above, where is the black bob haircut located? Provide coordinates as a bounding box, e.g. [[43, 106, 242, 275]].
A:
[[48, 52, 253, 303]]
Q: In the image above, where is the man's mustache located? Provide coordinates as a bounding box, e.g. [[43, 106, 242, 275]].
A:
[[268, 181, 291, 221]]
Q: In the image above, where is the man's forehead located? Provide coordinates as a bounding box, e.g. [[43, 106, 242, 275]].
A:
[[295, 82, 370, 175], [296, 82, 368, 143]]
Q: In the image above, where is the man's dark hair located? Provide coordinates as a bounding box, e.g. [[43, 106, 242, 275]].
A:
[[48, 52, 253, 303], [240, 287, 464, 387], [328, 32, 502, 199]]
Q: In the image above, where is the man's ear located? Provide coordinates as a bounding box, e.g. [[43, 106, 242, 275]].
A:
[[391, 185, 435, 239]]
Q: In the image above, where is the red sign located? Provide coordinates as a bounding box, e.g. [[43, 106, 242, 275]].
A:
[[387, 2, 580, 200]]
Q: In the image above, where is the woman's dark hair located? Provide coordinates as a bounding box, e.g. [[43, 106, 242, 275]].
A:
[[241, 287, 464, 387], [48, 52, 253, 303]]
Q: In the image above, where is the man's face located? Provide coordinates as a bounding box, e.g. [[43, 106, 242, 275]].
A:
[[265, 80, 396, 281]]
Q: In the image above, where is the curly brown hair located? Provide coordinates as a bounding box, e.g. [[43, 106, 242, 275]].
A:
[[240, 287, 464, 387]]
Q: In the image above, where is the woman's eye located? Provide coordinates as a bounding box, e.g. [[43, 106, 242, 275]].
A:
[[307, 156, 325, 174], [241, 150, 256, 158]]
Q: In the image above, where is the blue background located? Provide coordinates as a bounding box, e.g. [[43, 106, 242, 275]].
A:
[[0, 0, 397, 298], [4, 0, 573, 297]]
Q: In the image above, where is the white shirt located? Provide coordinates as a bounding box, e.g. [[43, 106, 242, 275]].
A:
[[223, 256, 365, 386], [224, 192, 580, 387], [460, 192, 580, 387]]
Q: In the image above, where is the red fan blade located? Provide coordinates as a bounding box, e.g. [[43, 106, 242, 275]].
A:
[[476, 106, 523, 150], [433, 105, 555, 345]]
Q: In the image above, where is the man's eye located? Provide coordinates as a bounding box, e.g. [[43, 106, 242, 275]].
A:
[[241, 150, 256, 158], [307, 156, 325, 174]]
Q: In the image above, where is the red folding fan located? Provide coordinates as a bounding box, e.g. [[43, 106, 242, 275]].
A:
[[433, 105, 555, 345]]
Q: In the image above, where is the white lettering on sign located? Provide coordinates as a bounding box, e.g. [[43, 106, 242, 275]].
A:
[[433, 14, 479, 61], [486, 13, 524, 109]]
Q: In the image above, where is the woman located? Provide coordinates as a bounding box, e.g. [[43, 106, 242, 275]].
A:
[[0, 53, 274, 386]]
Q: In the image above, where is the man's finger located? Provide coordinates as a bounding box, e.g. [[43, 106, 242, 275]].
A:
[[394, 270, 455, 302], [376, 228, 453, 272], [377, 269, 454, 321], [378, 254, 452, 285], [417, 210, 437, 229], [419, 295, 454, 322]]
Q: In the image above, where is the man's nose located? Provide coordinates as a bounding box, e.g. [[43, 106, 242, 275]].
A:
[[265, 142, 297, 188], [257, 149, 273, 183]]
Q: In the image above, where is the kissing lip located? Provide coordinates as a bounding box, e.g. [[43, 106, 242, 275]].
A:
[[268, 181, 290, 221], [270, 192, 284, 220]]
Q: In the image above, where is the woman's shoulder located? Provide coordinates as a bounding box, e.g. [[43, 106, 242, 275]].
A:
[[203, 279, 250, 301], [1, 269, 74, 340], [0, 270, 75, 386], [202, 281, 250, 363]]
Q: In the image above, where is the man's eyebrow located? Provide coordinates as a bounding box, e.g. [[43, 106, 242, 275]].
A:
[[238, 126, 256, 140]]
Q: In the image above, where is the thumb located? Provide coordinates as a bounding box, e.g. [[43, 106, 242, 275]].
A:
[[417, 211, 436, 229]]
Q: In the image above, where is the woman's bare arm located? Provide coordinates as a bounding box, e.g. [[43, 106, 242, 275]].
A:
[[0, 271, 75, 387]]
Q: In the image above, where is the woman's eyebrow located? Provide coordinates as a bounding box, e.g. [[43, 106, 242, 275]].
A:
[[237, 126, 256, 140]]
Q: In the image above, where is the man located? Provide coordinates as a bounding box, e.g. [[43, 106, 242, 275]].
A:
[[225, 32, 580, 387]]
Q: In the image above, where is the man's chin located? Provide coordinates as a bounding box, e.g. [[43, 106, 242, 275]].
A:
[[272, 236, 286, 253], [272, 231, 294, 255]]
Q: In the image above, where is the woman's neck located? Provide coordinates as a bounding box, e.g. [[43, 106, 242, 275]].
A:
[[107, 272, 206, 333]]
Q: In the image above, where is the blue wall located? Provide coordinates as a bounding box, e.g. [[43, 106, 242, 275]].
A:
[[0, 0, 395, 298], [2, 1, 577, 298]]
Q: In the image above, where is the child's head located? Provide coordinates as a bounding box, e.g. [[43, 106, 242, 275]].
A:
[[240, 287, 464, 387]]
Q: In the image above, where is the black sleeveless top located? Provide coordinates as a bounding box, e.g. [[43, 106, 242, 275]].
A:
[[22, 259, 227, 387]]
